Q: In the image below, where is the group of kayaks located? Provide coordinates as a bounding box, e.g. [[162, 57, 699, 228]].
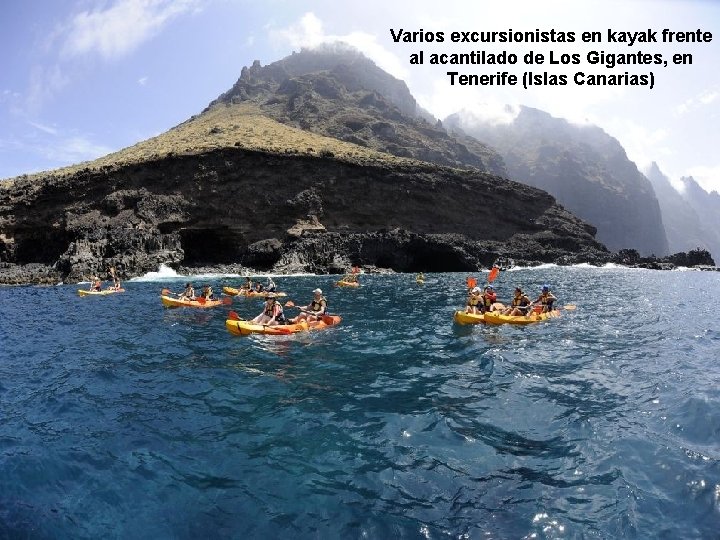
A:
[[79, 271, 568, 335]]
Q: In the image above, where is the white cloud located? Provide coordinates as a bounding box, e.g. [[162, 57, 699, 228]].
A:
[[675, 88, 719, 116], [270, 12, 409, 81], [60, 0, 201, 60], [138, 76, 149, 86], [23, 65, 69, 116], [41, 135, 114, 164], [28, 121, 59, 135]]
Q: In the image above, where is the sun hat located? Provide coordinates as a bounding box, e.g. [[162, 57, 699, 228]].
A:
[[313, 288, 322, 294]]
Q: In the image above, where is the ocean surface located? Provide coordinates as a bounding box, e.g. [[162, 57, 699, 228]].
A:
[[1, 266, 719, 539]]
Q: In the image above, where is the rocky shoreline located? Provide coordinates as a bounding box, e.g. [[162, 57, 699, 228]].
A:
[[0, 242, 715, 286]]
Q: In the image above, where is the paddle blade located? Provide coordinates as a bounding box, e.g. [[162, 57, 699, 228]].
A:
[[466, 277, 477, 289], [228, 310, 241, 320], [161, 288, 171, 296], [284, 300, 295, 308], [222, 297, 233, 305], [196, 296, 206, 304], [563, 304, 577, 310], [488, 266, 499, 283]]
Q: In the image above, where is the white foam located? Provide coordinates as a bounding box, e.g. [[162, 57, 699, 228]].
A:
[[129, 264, 183, 282]]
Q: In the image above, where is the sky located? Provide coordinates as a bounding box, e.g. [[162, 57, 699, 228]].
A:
[[1, 0, 718, 194]]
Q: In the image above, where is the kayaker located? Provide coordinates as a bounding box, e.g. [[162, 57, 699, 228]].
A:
[[90, 276, 102, 291], [179, 282, 196, 301], [254, 282, 266, 293], [503, 287, 532, 316], [202, 285, 215, 301], [108, 265, 121, 289], [465, 286, 483, 314], [534, 285, 557, 313], [266, 277, 277, 292], [242, 277, 253, 291], [481, 285, 498, 313], [252, 293, 287, 326], [291, 288, 327, 323], [416, 272, 424, 282]]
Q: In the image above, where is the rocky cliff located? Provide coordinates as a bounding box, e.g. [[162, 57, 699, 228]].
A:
[[645, 163, 720, 259], [0, 48, 652, 285], [210, 46, 507, 176], [0, 105, 607, 284], [445, 106, 670, 256]]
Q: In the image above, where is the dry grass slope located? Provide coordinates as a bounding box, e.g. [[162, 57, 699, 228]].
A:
[[2, 103, 421, 189]]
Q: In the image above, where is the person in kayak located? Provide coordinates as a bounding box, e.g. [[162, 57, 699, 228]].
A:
[[291, 288, 327, 323], [534, 285, 557, 313], [108, 265, 121, 290], [416, 272, 425, 282], [254, 282, 266, 293], [89, 276, 102, 291], [266, 277, 277, 292], [481, 285, 498, 313], [252, 293, 287, 326], [179, 282, 196, 301], [201, 285, 215, 301], [242, 277, 253, 292], [465, 286, 483, 314], [503, 287, 532, 316]]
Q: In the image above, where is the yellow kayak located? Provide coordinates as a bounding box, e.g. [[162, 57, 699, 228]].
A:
[[453, 311, 485, 325], [78, 288, 125, 296], [160, 295, 225, 308], [222, 286, 286, 298], [225, 315, 342, 336], [336, 280, 359, 288], [483, 309, 561, 325]]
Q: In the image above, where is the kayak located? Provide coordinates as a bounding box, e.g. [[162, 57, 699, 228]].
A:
[[336, 280, 359, 287], [78, 288, 125, 296], [483, 309, 561, 325], [225, 315, 342, 336], [416, 279, 425, 284], [453, 311, 485, 325], [160, 295, 225, 308], [222, 286, 286, 298]]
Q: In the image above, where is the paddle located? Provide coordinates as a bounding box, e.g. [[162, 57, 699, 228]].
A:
[[228, 311, 243, 320], [161, 288, 174, 296], [488, 266, 500, 283]]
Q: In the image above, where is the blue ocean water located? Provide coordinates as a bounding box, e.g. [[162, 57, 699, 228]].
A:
[[1, 266, 719, 539]]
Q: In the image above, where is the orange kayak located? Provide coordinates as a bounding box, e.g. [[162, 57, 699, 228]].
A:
[[483, 309, 561, 325], [225, 315, 342, 336], [78, 288, 125, 296], [222, 286, 286, 298], [160, 295, 225, 308]]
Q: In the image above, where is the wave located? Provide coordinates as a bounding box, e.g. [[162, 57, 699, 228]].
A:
[[129, 264, 317, 282]]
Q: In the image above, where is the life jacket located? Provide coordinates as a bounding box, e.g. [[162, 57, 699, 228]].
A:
[[539, 292, 552, 305], [483, 292, 496, 308], [92, 280, 101, 290], [310, 296, 327, 314], [512, 295, 530, 307], [467, 294, 481, 307]]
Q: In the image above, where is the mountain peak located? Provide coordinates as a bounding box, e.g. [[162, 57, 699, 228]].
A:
[[205, 45, 506, 174]]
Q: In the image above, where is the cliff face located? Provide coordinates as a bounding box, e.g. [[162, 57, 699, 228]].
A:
[[210, 46, 507, 176], [645, 163, 720, 259], [446, 107, 670, 256], [0, 143, 606, 284], [0, 48, 618, 284]]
